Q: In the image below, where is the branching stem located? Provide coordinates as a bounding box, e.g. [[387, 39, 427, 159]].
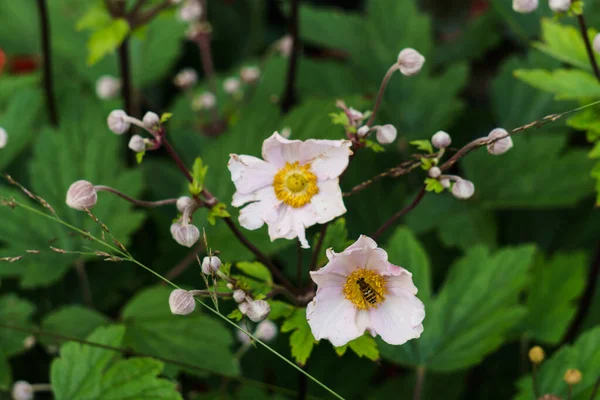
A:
[[36, 0, 59, 126]]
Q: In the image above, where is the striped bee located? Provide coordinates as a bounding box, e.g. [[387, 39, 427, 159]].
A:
[[356, 277, 380, 306]]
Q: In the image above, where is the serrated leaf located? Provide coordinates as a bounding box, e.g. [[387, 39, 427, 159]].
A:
[[41, 305, 110, 348], [268, 300, 295, 320], [87, 19, 130, 66], [76, 5, 111, 32], [514, 68, 600, 100], [236, 261, 272, 283], [227, 308, 243, 321], [188, 157, 209, 196], [346, 334, 379, 361], [122, 286, 239, 377], [207, 202, 230, 226], [424, 178, 444, 194], [364, 140, 385, 153], [410, 140, 434, 154], [281, 308, 315, 365]]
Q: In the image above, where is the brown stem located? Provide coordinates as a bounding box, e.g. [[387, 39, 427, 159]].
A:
[[162, 137, 194, 182], [189, 289, 233, 297], [413, 366, 426, 400], [131, 0, 174, 28], [297, 363, 309, 400], [590, 376, 600, 400], [366, 65, 398, 127], [372, 186, 427, 241], [343, 160, 422, 197], [118, 38, 134, 116], [94, 186, 178, 208], [75, 259, 93, 306], [164, 241, 205, 282], [128, 0, 148, 18], [310, 223, 328, 271], [532, 363, 540, 398], [567, 385, 573, 400], [296, 241, 303, 285], [281, 0, 300, 113], [577, 14, 600, 83], [36, 0, 59, 126]]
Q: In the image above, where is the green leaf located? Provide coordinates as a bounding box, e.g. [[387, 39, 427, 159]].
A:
[[347, 335, 380, 361], [188, 157, 209, 196], [380, 246, 535, 372], [76, 5, 111, 32], [236, 261, 272, 283], [514, 68, 600, 100], [227, 308, 243, 321], [515, 326, 600, 400], [329, 111, 349, 127], [424, 178, 444, 194], [364, 139, 385, 153], [87, 19, 130, 65], [0, 356, 10, 390], [160, 113, 173, 124], [121, 286, 239, 377], [268, 300, 295, 320], [520, 252, 587, 344], [410, 140, 434, 154], [0, 294, 35, 358], [207, 202, 230, 226], [41, 305, 110, 348], [136, 151, 146, 164], [281, 308, 316, 366]]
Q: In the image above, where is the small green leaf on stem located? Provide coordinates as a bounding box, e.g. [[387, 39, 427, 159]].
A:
[[136, 151, 146, 165], [207, 202, 230, 225], [364, 140, 385, 153], [425, 178, 445, 193], [188, 157, 209, 195], [160, 113, 173, 124], [281, 308, 316, 366], [410, 140, 434, 154]]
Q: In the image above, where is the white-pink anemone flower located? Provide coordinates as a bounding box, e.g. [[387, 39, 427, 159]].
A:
[[228, 132, 352, 248], [307, 236, 425, 347]]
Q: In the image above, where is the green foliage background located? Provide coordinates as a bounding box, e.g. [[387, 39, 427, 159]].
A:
[[0, 0, 600, 399]]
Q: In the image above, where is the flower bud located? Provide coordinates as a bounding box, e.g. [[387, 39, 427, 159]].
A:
[[487, 128, 513, 155], [192, 92, 216, 110], [238, 301, 249, 315], [564, 369, 582, 385], [201, 255, 222, 275], [233, 289, 246, 303], [128, 135, 145, 153], [432, 130, 451, 149], [528, 346, 545, 364], [255, 320, 277, 342], [226, 283, 234, 290], [236, 329, 251, 345], [240, 66, 261, 84], [12, 381, 33, 400], [170, 222, 181, 239], [173, 224, 200, 248], [440, 177, 451, 188], [66, 180, 98, 210], [452, 179, 475, 200], [176, 196, 194, 213], [223, 77, 241, 95], [246, 299, 270, 322], [174, 68, 198, 89], [594, 34, 600, 55], [513, 0, 538, 13], [428, 166, 441, 178], [142, 112, 160, 131], [23, 335, 36, 349], [177, 0, 202, 22], [375, 124, 397, 145], [549, 0, 570, 12], [348, 107, 364, 122], [95, 75, 121, 100], [397, 48, 425, 76], [0, 127, 7, 149], [107, 110, 130, 134], [357, 126, 370, 137], [277, 35, 293, 57], [169, 289, 196, 315]]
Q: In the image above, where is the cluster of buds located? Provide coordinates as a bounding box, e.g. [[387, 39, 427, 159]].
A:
[[236, 319, 278, 344], [233, 289, 271, 322], [339, 103, 398, 146], [107, 109, 164, 153], [176, 0, 202, 22], [173, 68, 198, 90], [95, 75, 121, 100], [0, 126, 7, 149], [513, 0, 572, 13], [276, 35, 294, 57], [171, 196, 200, 247], [201, 254, 221, 275]]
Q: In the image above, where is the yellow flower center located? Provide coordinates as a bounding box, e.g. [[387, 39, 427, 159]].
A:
[[273, 162, 319, 208], [343, 268, 387, 310]]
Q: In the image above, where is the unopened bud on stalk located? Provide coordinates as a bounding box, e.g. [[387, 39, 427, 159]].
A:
[[169, 289, 196, 315], [277, 35, 293, 57], [177, 0, 202, 22], [246, 299, 271, 322], [528, 346, 545, 364], [375, 124, 397, 145], [255, 320, 278, 342], [170, 222, 181, 239], [452, 179, 475, 200], [96, 75, 121, 100], [173, 224, 200, 248], [201, 255, 222, 275], [233, 289, 246, 303], [128, 135, 145, 153], [431, 130, 451, 149], [487, 128, 513, 155], [174, 68, 198, 89], [397, 48, 425, 76], [513, 0, 538, 13], [428, 167, 441, 178], [549, 0, 570, 12], [236, 329, 251, 344], [594, 34, 600, 55], [240, 66, 261, 84], [23, 335, 36, 349], [107, 110, 130, 134], [357, 126, 370, 137], [223, 77, 241, 95], [142, 112, 160, 131], [440, 177, 451, 188], [12, 381, 33, 400], [193, 92, 216, 110], [564, 369, 582, 385], [66, 180, 98, 210], [0, 127, 7, 149], [238, 301, 250, 315], [176, 196, 194, 213], [348, 107, 364, 122]]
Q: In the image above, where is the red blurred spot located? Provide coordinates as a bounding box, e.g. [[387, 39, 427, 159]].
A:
[[10, 55, 39, 75], [470, 0, 489, 17], [0, 49, 5, 75]]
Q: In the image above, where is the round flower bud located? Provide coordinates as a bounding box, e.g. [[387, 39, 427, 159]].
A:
[[397, 48, 425, 76], [226, 283, 234, 290], [357, 125, 370, 137], [513, 0, 538, 13], [528, 346, 545, 364], [176, 196, 194, 213], [452, 179, 475, 200], [174, 68, 198, 89], [107, 110, 130, 135], [173, 224, 200, 248], [170, 222, 181, 239], [428, 166, 441, 178], [440, 177, 451, 188], [240, 66, 261, 84], [594, 33, 600, 55], [233, 289, 247, 303], [192, 92, 216, 110], [128, 135, 145, 153], [223, 77, 241, 95], [169, 289, 196, 315], [254, 320, 277, 342], [348, 107, 364, 122], [177, 0, 202, 22], [95, 75, 121, 100], [66, 180, 98, 210], [238, 301, 249, 315], [0, 127, 7, 149], [12, 381, 33, 400], [142, 112, 160, 131], [277, 35, 293, 57], [431, 130, 451, 149], [549, 0, 570, 12], [487, 128, 513, 155], [375, 124, 397, 145], [564, 369, 582, 385], [236, 329, 251, 345], [23, 335, 36, 349], [201, 255, 222, 275], [246, 299, 271, 322]]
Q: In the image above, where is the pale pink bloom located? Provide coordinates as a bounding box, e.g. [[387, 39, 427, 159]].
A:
[[307, 236, 425, 347], [228, 132, 352, 248]]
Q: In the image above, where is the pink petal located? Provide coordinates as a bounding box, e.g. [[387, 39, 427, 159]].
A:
[[369, 290, 425, 345], [310, 179, 347, 224], [386, 267, 418, 295], [343, 235, 378, 253], [228, 154, 277, 195]]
